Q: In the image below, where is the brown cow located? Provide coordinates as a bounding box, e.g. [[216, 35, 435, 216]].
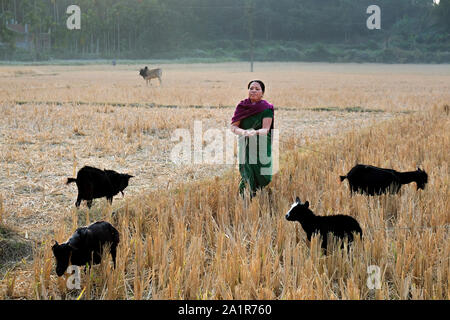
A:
[[139, 66, 162, 86]]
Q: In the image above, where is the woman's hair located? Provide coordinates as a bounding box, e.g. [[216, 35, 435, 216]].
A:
[[248, 80, 265, 93]]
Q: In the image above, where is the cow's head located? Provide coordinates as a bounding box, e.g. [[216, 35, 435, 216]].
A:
[[139, 66, 148, 78]]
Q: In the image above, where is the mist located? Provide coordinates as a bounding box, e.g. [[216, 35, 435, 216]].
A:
[[0, 0, 449, 63]]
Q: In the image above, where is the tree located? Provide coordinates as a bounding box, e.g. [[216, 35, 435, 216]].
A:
[[434, 0, 450, 30]]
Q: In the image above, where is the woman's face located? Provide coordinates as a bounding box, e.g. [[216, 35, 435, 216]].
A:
[[248, 82, 263, 103]]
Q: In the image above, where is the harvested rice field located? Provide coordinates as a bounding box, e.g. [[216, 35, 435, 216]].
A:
[[0, 62, 448, 299]]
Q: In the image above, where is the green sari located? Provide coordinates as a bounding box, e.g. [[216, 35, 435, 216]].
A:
[[238, 108, 274, 197]]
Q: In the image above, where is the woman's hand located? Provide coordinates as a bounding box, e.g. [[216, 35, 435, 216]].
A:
[[256, 128, 269, 135], [232, 122, 256, 137], [231, 119, 271, 137], [231, 122, 243, 136], [244, 129, 257, 137], [256, 118, 272, 136]]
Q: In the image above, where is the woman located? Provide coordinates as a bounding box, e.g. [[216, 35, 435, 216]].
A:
[[231, 80, 274, 198]]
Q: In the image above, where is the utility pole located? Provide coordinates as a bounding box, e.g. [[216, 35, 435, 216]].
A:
[[247, 0, 254, 72], [117, 18, 120, 56], [14, 0, 17, 22]]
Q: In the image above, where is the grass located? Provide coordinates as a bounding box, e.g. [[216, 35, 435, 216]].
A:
[[0, 224, 33, 277], [308, 106, 385, 113], [1, 62, 449, 111], [0, 63, 448, 299], [12, 100, 394, 113], [3, 105, 447, 300]]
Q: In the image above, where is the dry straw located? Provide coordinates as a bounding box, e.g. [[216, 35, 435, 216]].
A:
[[0, 64, 449, 299]]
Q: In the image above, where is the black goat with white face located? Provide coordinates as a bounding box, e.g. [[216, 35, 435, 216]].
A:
[[285, 197, 362, 253], [52, 221, 120, 277]]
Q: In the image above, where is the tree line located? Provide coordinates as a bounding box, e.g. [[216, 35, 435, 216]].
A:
[[0, 0, 449, 62]]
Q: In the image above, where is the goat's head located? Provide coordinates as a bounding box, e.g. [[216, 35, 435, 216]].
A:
[[285, 196, 311, 221], [52, 228, 87, 276], [416, 168, 428, 190], [104, 170, 133, 195], [52, 241, 72, 277], [119, 174, 134, 195]]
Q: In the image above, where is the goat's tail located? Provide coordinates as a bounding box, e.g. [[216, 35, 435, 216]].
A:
[[66, 178, 77, 184], [339, 175, 347, 182]]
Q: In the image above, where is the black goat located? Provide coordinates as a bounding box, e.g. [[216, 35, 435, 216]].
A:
[[67, 166, 133, 208], [285, 197, 362, 253], [52, 221, 120, 277], [340, 164, 428, 196]]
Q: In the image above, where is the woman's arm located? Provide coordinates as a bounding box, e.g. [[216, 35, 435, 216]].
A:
[[231, 121, 256, 136], [231, 121, 244, 135], [256, 117, 273, 135]]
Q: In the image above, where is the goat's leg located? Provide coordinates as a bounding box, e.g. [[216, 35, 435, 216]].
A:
[[75, 195, 82, 207], [111, 245, 117, 269], [85, 183, 94, 208], [320, 235, 328, 255], [343, 234, 353, 251]]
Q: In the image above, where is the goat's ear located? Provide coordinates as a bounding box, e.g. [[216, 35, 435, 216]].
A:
[[304, 201, 309, 208], [295, 196, 300, 203]]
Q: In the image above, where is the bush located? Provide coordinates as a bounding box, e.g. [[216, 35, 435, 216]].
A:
[[212, 47, 229, 58], [435, 51, 450, 63], [304, 43, 332, 61], [367, 40, 380, 50], [378, 47, 397, 63], [341, 49, 374, 63], [262, 45, 303, 61]]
